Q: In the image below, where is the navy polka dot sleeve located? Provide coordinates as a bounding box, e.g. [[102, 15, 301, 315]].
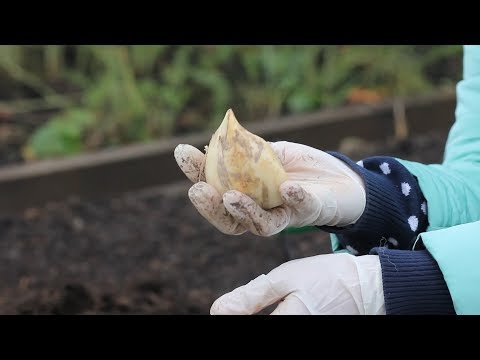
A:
[[317, 152, 429, 256], [317, 151, 455, 314]]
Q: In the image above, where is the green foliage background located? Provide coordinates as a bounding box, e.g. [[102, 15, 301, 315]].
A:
[[0, 45, 462, 160]]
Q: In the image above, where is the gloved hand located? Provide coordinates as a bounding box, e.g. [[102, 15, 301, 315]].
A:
[[210, 253, 385, 315], [174, 141, 366, 236]]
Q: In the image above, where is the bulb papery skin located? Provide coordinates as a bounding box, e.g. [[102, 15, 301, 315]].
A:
[[204, 109, 288, 210]]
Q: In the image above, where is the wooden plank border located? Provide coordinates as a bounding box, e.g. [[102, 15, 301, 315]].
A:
[[0, 92, 456, 214]]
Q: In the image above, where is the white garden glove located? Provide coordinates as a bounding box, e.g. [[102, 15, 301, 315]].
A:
[[174, 141, 366, 236], [210, 253, 385, 315]]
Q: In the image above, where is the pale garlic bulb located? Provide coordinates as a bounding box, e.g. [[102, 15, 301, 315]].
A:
[[203, 109, 288, 209]]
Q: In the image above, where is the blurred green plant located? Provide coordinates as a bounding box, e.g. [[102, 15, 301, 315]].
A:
[[0, 45, 463, 160], [24, 109, 95, 159]]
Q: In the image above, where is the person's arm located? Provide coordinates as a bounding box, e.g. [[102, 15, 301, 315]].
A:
[[178, 46, 480, 314], [398, 45, 480, 230], [320, 46, 480, 252], [207, 248, 456, 315], [318, 153, 429, 255], [310, 153, 456, 314], [322, 45, 480, 314]]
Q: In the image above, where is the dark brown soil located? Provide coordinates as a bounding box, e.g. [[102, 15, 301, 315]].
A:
[[0, 129, 449, 314]]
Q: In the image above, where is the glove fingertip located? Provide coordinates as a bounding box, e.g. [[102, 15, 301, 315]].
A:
[[280, 181, 306, 205], [210, 299, 226, 315], [173, 143, 194, 164], [188, 182, 214, 201], [174, 144, 206, 182], [173, 143, 185, 156]]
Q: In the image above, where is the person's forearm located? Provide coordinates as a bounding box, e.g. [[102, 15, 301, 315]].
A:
[[398, 45, 480, 231], [318, 153, 428, 255], [370, 248, 455, 314], [319, 46, 480, 252], [397, 159, 480, 231]]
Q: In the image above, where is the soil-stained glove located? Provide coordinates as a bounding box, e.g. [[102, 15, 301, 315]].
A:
[[210, 253, 385, 315], [174, 141, 366, 236]]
